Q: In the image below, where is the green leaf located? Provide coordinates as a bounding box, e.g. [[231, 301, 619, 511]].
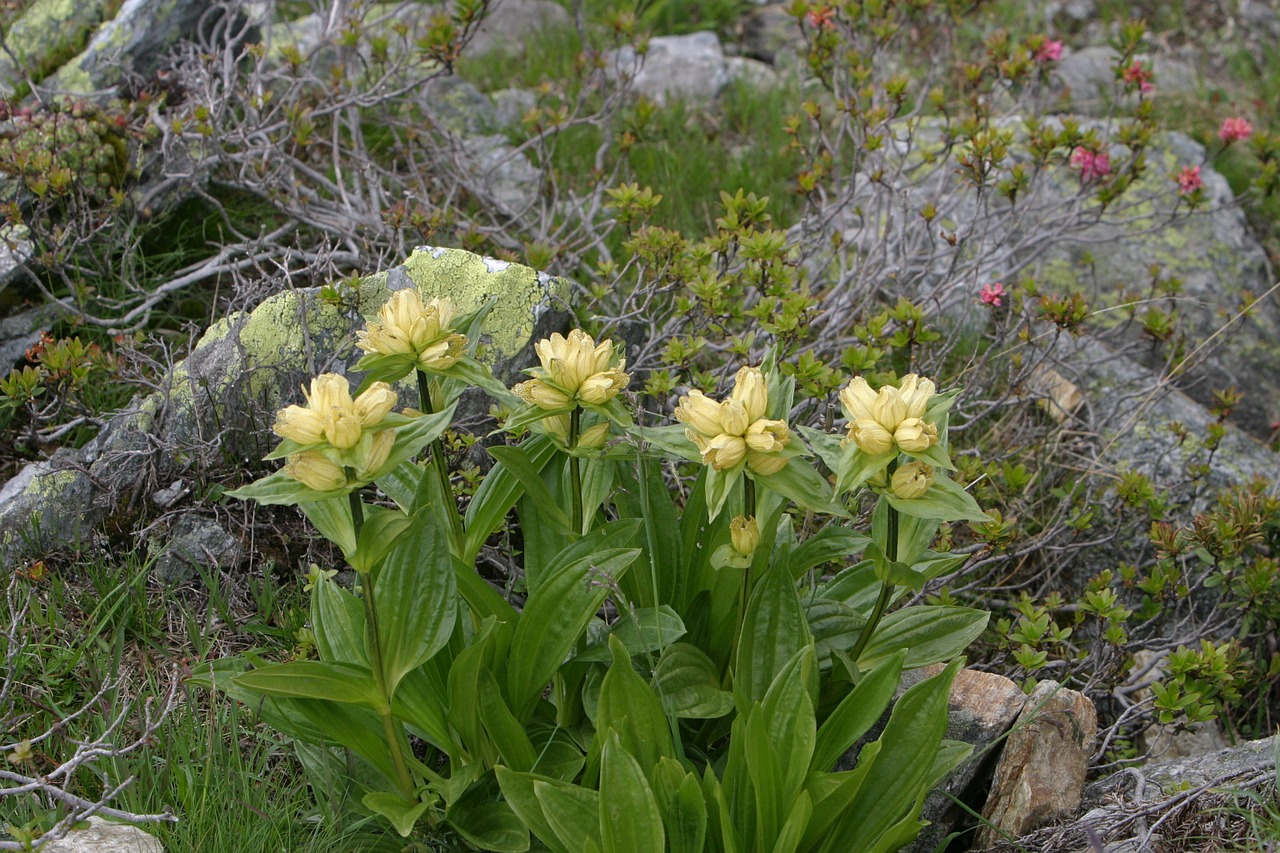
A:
[[536, 780, 603, 852], [464, 435, 559, 563], [576, 606, 686, 663], [489, 443, 574, 536], [529, 519, 641, 596], [479, 670, 538, 772], [613, 456, 684, 610], [634, 423, 700, 462], [753, 459, 846, 517], [392, 663, 454, 752], [799, 745, 880, 850], [311, 575, 368, 666], [449, 617, 511, 761], [858, 606, 988, 670], [811, 650, 905, 773], [704, 464, 742, 523], [496, 769, 573, 853], [833, 444, 894, 496], [374, 460, 423, 513], [456, 555, 519, 623], [374, 518, 457, 697], [378, 404, 458, 473], [771, 792, 812, 853], [805, 598, 867, 666], [758, 648, 817, 811], [652, 643, 735, 719], [702, 766, 741, 853], [817, 561, 880, 615], [796, 427, 844, 473], [788, 527, 872, 579], [884, 474, 993, 523], [232, 661, 383, 709], [349, 502, 414, 573], [363, 791, 430, 837], [595, 635, 676, 773], [226, 468, 348, 506], [448, 786, 532, 852], [299, 496, 358, 556], [507, 548, 640, 720], [600, 732, 665, 853], [735, 567, 812, 710], [528, 722, 586, 781]]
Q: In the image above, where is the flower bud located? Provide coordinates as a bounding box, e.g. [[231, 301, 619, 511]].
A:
[[719, 399, 751, 436], [578, 422, 610, 449], [307, 373, 352, 412], [729, 515, 760, 557], [839, 376, 878, 422], [898, 374, 936, 419], [323, 406, 363, 450], [745, 418, 790, 453], [892, 462, 935, 500], [746, 450, 789, 476], [286, 452, 347, 492], [578, 368, 628, 404], [730, 366, 768, 423], [514, 379, 572, 410], [894, 418, 938, 453], [418, 335, 465, 372], [850, 419, 894, 455], [355, 382, 397, 427], [356, 429, 394, 479], [701, 433, 746, 470], [872, 387, 908, 431], [675, 390, 724, 436], [540, 413, 572, 444], [273, 404, 325, 444]]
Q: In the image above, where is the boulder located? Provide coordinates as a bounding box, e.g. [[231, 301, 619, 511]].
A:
[[611, 32, 732, 105], [0, 0, 113, 97], [38, 816, 164, 853], [0, 247, 571, 570], [976, 679, 1098, 847], [149, 514, 242, 583]]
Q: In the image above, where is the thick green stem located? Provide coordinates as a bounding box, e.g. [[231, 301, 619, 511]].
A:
[[569, 407, 583, 535], [729, 476, 758, 680], [417, 371, 464, 552], [349, 484, 364, 537], [361, 575, 416, 800], [848, 464, 901, 665]]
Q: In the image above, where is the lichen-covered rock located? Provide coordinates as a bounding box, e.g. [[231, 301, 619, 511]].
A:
[[150, 514, 242, 583], [977, 679, 1098, 847], [0, 0, 112, 97], [0, 247, 571, 569], [38, 816, 164, 853], [0, 224, 35, 296]]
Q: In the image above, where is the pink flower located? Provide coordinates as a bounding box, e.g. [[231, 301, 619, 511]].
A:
[[1070, 146, 1112, 181], [1219, 116, 1253, 143], [1121, 62, 1154, 94], [806, 6, 836, 29], [980, 282, 1006, 307], [1035, 39, 1063, 63], [1175, 165, 1203, 195]]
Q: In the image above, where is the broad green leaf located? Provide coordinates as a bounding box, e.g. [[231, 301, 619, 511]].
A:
[[771, 792, 812, 853], [507, 548, 640, 720], [759, 647, 817, 803], [299, 495, 357, 556], [595, 635, 676, 773], [833, 443, 894, 496], [663, 767, 708, 853], [464, 435, 558, 563], [788, 527, 872, 579], [811, 650, 905, 773], [820, 661, 961, 853], [225, 468, 346, 506], [797, 751, 879, 853], [804, 598, 867, 666], [745, 709, 782, 848], [495, 768, 573, 853], [576, 606, 686, 663], [536, 780, 602, 852], [796, 426, 843, 473], [448, 787, 532, 852], [600, 732, 665, 853], [858, 606, 988, 670], [479, 670, 538, 772], [377, 405, 458, 473], [816, 561, 880, 615], [528, 519, 641, 597], [363, 791, 430, 837], [528, 722, 586, 781], [448, 617, 511, 764], [456, 555, 518, 623], [232, 660, 383, 709], [311, 575, 367, 666], [754, 458, 846, 517], [734, 566, 812, 710], [580, 456, 617, 531], [613, 456, 684, 610], [704, 464, 742, 522], [374, 518, 457, 697], [290, 696, 398, 783], [349, 502, 414, 573], [489, 443, 574, 535], [653, 644, 735, 719], [392, 663, 453, 752], [374, 460, 422, 513], [702, 766, 741, 853], [884, 474, 993, 524]]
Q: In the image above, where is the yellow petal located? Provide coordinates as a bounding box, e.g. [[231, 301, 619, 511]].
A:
[[746, 451, 789, 476], [675, 390, 724, 437], [731, 366, 768, 423], [286, 452, 347, 491], [851, 419, 894, 455], [839, 376, 878, 422], [355, 382, 397, 427], [893, 418, 938, 453], [745, 418, 790, 453], [702, 434, 746, 470], [719, 399, 750, 436], [730, 515, 760, 557], [872, 386, 907, 431], [891, 461, 934, 499], [274, 405, 326, 444]]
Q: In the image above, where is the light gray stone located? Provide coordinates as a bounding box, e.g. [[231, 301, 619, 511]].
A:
[[611, 32, 731, 105], [1051, 46, 1200, 115], [977, 679, 1098, 847], [150, 515, 242, 583], [491, 88, 538, 130], [739, 4, 803, 63], [460, 135, 541, 217], [36, 816, 163, 853], [0, 0, 113, 96], [464, 0, 572, 58], [0, 224, 34, 295]]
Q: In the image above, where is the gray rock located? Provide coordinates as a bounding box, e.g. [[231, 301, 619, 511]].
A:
[[491, 88, 538, 131], [739, 4, 803, 63], [465, 0, 572, 58], [724, 56, 779, 92], [0, 224, 34, 295], [0, 303, 54, 371], [0, 0, 113, 96], [1051, 46, 1200, 115], [38, 816, 164, 853], [0, 248, 571, 570], [977, 679, 1098, 847], [150, 514, 241, 583], [418, 75, 500, 136], [459, 135, 541, 217], [611, 31, 731, 105]]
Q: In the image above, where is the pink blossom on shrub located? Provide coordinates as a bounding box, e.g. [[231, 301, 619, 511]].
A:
[[1175, 165, 1203, 195], [1122, 62, 1154, 94], [1070, 147, 1111, 181], [1219, 116, 1253, 143], [979, 282, 1006, 307], [1035, 39, 1063, 63], [806, 6, 836, 29]]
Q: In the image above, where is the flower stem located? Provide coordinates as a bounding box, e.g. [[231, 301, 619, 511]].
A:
[[729, 476, 758, 678], [417, 370, 464, 552], [349, 484, 364, 537], [848, 464, 900, 665], [569, 407, 584, 535], [361, 578, 416, 800]]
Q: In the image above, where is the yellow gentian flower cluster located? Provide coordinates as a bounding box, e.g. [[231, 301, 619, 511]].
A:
[[273, 374, 398, 491], [514, 329, 629, 409], [839, 373, 939, 456], [357, 290, 467, 373], [675, 366, 790, 475]]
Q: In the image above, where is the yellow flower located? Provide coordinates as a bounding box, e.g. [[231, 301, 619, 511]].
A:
[[839, 376, 878, 422], [356, 429, 395, 480], [578, 422, 610, 449], [355, 382, 396, 427], [357, 291, 466, 372], [730, 366, 768, 422], [849, 419, 894, 456], [891, 462, 935, 500], [872, 387, 908, 432], [730, 515, 760, 557], [322, 405, 363, 450], [286, 452, 348, 492], [523, 329, 629, 406], [898, 374, 936, 420], [273, 404, 325, 444], [894, 418, 938, 453], [676, 366, 790, 473]]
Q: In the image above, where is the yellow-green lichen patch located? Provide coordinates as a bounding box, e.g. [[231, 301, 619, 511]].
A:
[[0, 0, 109, 93], [20, 467, 78, 501], [360, 247, 570, 362]]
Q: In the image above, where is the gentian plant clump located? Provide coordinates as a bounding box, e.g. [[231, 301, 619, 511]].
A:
[[201, 288, 994, 852]]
